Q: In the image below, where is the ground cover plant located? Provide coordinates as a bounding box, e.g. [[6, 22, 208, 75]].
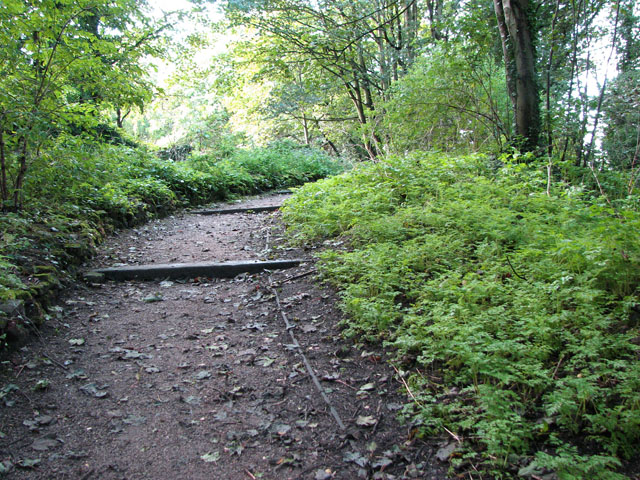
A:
[[281, 152, 640, 479], [0, 138, 343, 335]]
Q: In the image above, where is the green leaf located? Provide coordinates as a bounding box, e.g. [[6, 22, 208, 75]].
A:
[[200, 451, 220, 463]]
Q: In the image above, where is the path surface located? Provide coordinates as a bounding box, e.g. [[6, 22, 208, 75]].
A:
[[0, 193, 449, 479]]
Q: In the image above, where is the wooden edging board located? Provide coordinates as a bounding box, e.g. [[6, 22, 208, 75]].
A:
[[88, 259, 303, 281], [192, 205, 281, 215]]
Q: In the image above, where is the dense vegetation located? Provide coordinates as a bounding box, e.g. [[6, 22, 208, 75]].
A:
[[283, 154, 640, 479]]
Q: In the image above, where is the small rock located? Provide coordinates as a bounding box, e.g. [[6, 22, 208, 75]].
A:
[[83, 271, 105, 283], [435, 442, 457, 462]]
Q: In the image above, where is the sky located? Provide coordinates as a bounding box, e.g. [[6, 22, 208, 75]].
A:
[[144, 0, 228, 83]]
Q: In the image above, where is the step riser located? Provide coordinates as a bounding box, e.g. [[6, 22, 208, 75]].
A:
[[89, 259, 302, 281], [193, 205, 281, 215]]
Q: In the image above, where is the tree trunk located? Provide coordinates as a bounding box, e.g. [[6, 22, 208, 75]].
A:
[[0, 125, 7, 209], [345, 77, 379, 160], [404, 0, 418, 64], [426, 0, 445, 41], [545, 0, 560, 157], [12, 136, 28, 211], [302, 116, 311, 146], [494, 0, 541, 152]]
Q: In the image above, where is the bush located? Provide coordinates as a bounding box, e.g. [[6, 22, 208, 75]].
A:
[[282, 152, 640, 479], [191, 139, 346, 193]]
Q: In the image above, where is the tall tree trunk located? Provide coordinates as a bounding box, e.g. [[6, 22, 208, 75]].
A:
[[0, 123, 7, 209], [494, 0, 541, 152], [545, 0, 560, 157], [426, 0, 445, 41], [494, 0, 517, 115], [562, 0, 583, 164], [302, 116, 311, 146], [345, 80, 378, 160], [403, 0, 418, 65], [584, 0, 621, 167], [13, 136, 28, 211]]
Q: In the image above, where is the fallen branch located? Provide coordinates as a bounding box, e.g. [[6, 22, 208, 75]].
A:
[[272, 269, 316, 287], [392, 364, 422, 408], [269, 276, 346, 430], [505, 254, 528, 282], [41, 352, 69, 371]]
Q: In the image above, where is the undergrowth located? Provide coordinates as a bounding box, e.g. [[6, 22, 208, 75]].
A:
[[282, 152, 640, 479]]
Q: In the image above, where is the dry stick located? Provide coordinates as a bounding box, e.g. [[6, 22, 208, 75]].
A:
[[17, 309, 69, 371], [335, 378, 358, 390], [505, 254, 528, 282], [272, 269, 316, 287], [41, 352, 69, 371], [392, 365, 461, 444], [269, 277, 346, 430], [263, 213, 344, 429], [392, 364, 422, 407], [552, 354, 564, 379]]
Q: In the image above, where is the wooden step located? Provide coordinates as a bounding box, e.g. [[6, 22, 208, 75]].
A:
[[193, 205, 281, 215], [87, 259, 303, 281]]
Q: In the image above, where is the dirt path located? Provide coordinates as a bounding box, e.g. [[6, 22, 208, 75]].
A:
[[0, 193, 449, 479]]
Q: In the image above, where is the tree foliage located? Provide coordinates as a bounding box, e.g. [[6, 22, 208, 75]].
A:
[[0, 0, 166, 211], [222, 0, 422, 158], [208, 0, 634, 165]]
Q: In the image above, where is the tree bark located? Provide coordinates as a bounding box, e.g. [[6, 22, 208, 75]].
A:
[[494, 0, 541, 152], [426, 0, 445, 41], [13, 136, 28, 211], [302, 116, 311, 146], [0, 123, 7, 209], [545, 0, 561, 157]]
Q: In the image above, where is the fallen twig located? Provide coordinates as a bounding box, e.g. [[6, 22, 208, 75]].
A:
[[392, 364, 422, 408], [393, 366, 462, 444], [552, 354, 564, 379], [41, 352, 69, 371], [443, 425, 462, 444], [335, 378, 357, 390], [269, 276, 346, 430], [272, 269, 316, 287]]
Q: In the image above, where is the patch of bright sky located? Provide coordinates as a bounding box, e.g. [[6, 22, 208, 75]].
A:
[[127, 0, 233, 145], [146, 0, 228, 86]]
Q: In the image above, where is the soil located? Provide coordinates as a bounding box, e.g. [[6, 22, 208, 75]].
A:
[[0, 193, 451, 480]]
